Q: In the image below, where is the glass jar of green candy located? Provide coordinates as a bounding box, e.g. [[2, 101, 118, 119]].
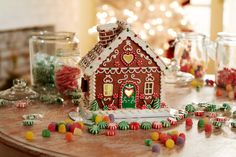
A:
[[29, 32, 79, 93]]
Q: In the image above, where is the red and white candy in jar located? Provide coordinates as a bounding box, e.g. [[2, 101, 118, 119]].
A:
[[55, 51, 82, 95], [215, 33, 236, 100]]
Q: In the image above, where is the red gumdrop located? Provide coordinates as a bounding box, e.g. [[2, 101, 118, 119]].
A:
[[179, 133, 186, 141], [185, 118, 193, 127], [204, 124, 212, 133], [160, 135, 171, 144], [48, 122, 57, 132], [70, 123, 82, 132], [65, 132, 73, 142], [171, 134, 178, 144]]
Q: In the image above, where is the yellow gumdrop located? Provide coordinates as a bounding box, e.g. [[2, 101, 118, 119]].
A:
[[73, 128, 83, 136], [165, 139, 175, 149], [203, 117, 209, 124], [191, 80, 198, 87], [171, 130, 179, 135], [25, 131, 34, 141], [150, 132, 159, 141], [78, 121, 84, 129], [58, 124, 66, 133], [64, 118, 73, 124], [190, 68, 195, 75], [228, 91, 235, 100], [95, 115, 103, 124]]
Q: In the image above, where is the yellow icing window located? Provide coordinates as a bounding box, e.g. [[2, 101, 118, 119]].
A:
[[103, 84, 113, 96], [144, 82, 154, 95]]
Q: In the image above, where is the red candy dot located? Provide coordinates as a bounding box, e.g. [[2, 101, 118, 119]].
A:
[[204, 124, 212, 133], [185, 118, 193, 127]]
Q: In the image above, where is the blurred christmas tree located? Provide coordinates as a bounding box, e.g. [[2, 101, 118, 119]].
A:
[[89, 0, 192, 57]]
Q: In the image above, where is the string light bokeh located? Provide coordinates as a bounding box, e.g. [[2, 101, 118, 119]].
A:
[[88, 0, 192, 56]]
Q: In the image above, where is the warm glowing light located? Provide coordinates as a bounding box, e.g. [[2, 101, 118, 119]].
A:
[[148, 29, 155, 36], [135, 1, 142, 8], [170, 1, 179, 9], [167, 28, 177, 37], [165, 11, 172, 18], [148, 5, 156, 12], [157, 25, 164, 31], [160, 4, 166, 11], [156, 49, 164, 55], [144, 23, 151, 30]]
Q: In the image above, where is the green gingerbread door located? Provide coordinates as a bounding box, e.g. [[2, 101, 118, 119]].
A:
[[121, 83, 136, 108]]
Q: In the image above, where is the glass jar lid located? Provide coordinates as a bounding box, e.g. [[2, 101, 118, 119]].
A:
[[0, 79, 38, 101]]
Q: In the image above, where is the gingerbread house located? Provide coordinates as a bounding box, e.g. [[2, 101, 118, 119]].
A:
[[79, 21, 167, 111]]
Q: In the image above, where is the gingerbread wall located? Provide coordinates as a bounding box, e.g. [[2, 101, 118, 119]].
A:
[[93, 37, 161, 109]]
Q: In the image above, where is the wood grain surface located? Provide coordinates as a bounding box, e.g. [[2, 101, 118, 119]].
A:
[[0, 84, 236, 157]]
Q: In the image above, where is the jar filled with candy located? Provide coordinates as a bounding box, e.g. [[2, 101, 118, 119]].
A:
[[54, 51, 81, 95], [174, 33, 208, 78], [215, 33, 236, 99], [29, 32, 79, 93]]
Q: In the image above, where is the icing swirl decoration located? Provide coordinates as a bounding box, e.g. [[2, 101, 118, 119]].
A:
[[118, 121, 129, 130], [88, 125, 100, 135], [141, 121, 152, 130], [97, 121, 108, 129]]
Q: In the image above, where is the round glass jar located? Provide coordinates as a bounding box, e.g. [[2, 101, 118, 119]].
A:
[[54, 52, 81, 95], [215, 32, 236, 90], [29, 32, 79, 93], [174, 32, 208, 78]]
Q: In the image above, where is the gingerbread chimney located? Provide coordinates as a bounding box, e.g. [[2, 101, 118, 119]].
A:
[[97, 23, 120, 48]]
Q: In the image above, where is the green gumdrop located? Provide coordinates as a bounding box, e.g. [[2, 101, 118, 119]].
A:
[[42, 129, 51, 138], [145, 139, 153, 146], [91, 114, 97, 122], [198, 119, 205, 128]]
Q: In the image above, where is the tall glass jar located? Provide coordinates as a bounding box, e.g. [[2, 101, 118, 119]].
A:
[[174, 32, 208, 78], [215, 32, 236, 90], [29, 32, 79, 93]]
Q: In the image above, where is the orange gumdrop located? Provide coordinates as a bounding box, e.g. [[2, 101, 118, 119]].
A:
[[216, 89, 223, 97], [103, 116, 110, 123]]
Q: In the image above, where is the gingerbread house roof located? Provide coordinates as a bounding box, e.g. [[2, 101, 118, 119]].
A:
[[79, 22, 167, 76]]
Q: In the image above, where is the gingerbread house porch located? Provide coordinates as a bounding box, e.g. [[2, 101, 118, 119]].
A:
[[79, 21, 168, 112]]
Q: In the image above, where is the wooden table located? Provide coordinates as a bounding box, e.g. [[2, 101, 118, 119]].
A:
[[0, 85, 236, 157]]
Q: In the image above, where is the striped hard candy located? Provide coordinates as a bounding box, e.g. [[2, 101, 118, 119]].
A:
[[167, 117, 177, 125], [185, 104, 196, 113], [194, 111, 204, 117], [231, 121, 236, 128], [174, 114, 184, 120], [106, 130, 116, 136], [108, 123, 118, 130], [216, 116, 227, 123], [23, 120, 34, 126], [179, 110, 188, 118], [152, 121, 162, 129], [206, 104, 217, 112], [129, 122, 140, 130], [16, 100, 28, 108], [207, 112, 217, 118], [161, 120, 171, 128], [212, 121, 222, 129], [221, 103, 231, 111]]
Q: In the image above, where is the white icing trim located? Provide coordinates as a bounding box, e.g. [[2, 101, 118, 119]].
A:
[[95, 67, 161, 75], [145, 74, 155, 82], [89, 74, 96, 104], [102, 49, 119, 66], [145, 96, 152, 100], [160, 73, 165, 102], [97, 23, 118, 31], [117, 74, 129, 84], [131, 74, 141, 84], [103, 75, 113, 83], [123, 40, 133, 51], [83, 29, 167, 76], [136, 48, 153, 65]]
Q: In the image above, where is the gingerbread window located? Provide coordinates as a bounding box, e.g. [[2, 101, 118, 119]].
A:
[[103, 84, 113, 96], [144, 82, 154, 95]]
